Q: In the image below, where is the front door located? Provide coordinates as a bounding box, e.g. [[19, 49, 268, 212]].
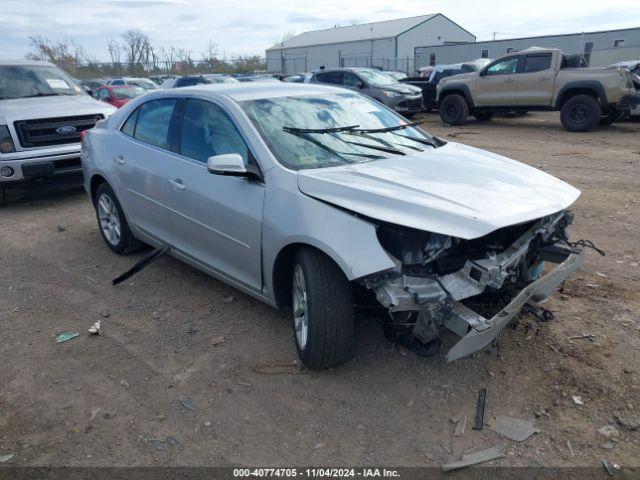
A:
[[165, 98, 265, 291], [110, 98, 178, 243], [474, 57, 519, 106], [516, 53, 555, 106]]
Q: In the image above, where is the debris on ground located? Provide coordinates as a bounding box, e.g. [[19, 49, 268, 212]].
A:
[[88, 320, 101, 335], [119, 379, 130, 390], [223, 296, 235, 304], [56, 332, 79, 343], [90, 407, 101, 421], [597, 425, 619, 439], [602, 459, 614, 476], [567, 332, 595, 341], [179, 396, 196, 412], [486, 415, 541, 442], [210, 336, 226, 346], [473, 388, 487, 431], [602, 442, 616, 449], [566, 441, 575, 457], [613, 412, 640, 431], [204, 421, 212, 427], [0, 454, 14, 463], [523, 460, 544, 480], [166, 436, 178, 445], [442, 444, 506, 471], [453, 415, 467, 437], [572, 396, 584, 405], [56, 225, 66, 232]]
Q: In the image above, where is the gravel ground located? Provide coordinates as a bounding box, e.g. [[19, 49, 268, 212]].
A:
[[0, 112, 639, 470]]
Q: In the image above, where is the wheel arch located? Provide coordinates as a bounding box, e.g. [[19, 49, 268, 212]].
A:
[[438, 84, 475, 108], [555, 82, 608, 109], [90, 173, 109, 205], [271, 242, 350, 310]]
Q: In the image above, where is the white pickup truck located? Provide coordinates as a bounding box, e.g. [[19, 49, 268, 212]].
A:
[[0, 59, 116, 205]]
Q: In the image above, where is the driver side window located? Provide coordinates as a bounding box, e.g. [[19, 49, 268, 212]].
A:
[[179, 99, 249, 165], [343, 73, 361, 87], [486, 58, 518, 76]]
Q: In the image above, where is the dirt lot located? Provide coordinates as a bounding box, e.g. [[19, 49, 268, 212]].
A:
[[1, 112, 639, 470]]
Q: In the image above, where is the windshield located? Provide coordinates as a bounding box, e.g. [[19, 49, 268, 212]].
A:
[[112, 86, 145, 100], [355, 69, 399, 87], [0, 65, 83, 100], [241, 92, 436, 170]]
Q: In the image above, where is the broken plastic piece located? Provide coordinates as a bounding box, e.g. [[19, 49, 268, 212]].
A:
[[88, 320, 101, 335], [56, 332, 79, 343], [473, 388, 487, 431], [486, 415, 541, 442], [112, 245, 171, 285], [442, 444, 506, 471], [602, 459, 614, 477]]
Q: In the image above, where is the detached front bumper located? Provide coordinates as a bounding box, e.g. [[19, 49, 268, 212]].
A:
[[445, 250, 583, 361]]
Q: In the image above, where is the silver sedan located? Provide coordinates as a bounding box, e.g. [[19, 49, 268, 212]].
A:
[[82, 83, 583, 369]]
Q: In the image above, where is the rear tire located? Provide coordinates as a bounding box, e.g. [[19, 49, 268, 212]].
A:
[[291, 248, 354, 369], [473, 111, 494, 121], [560, 94, 601, 132], [94, 182, 139, 255], [439, 94, 469, 125], [598, 109, 624, 126]]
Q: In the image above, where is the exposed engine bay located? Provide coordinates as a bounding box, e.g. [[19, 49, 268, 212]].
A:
[[359, 210, 585, 360]]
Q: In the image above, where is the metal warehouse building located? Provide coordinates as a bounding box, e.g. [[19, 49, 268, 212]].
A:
[[415, 27, 640, 68], [266, 14, 475, 74]]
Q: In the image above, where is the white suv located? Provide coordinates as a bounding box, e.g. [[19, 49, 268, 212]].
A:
[[0, 59, 116, 205]]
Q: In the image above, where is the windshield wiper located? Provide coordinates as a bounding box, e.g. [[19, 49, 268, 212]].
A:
[[283, 128, 385, 161], [346, 131, 423, 153], [283, 125, 359, 134], [353, 120, 427, 134], [331, 135, 406, 156]]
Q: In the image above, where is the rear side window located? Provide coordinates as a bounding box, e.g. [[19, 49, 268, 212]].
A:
[[316, 71, 342, 85], [121, 107, 139, 137], [180, 99, 249, 164], [134, 99, 177, 149], [523, 54, 552, 73]]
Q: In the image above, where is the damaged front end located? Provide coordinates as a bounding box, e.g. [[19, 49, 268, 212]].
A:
[[359, 211, 584, 361]]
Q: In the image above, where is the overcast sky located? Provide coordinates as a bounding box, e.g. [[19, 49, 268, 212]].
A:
[[1, 0, 638, 60]]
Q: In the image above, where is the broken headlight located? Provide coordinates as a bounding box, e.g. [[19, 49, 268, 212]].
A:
[[376, 223, 452, 266]]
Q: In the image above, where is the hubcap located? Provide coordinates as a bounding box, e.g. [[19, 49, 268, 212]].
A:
[[570, 104, 587, 124], [292, 264, 308, 350], [97, 193, 121, 246]]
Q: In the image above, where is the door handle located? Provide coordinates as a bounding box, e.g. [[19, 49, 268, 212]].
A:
[[538, 76, 551, 81], [112, 154, 125, 165], [169, 178, 186, 191], [504, 78, 515, 83]]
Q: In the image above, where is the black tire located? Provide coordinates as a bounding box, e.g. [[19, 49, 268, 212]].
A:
[[0, 186, 6, 208], [473, 111, 494, 121], [439, 94, 469, 125], [94, 182, 139, 255], [598, 109, 624, 126], [560, 94, 601, 132], [291, 248, 354, 369]]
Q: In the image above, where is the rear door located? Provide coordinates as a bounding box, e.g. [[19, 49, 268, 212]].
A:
[[516, 53, 555, 106], [109, 98, 178, 243], [165, 98, 265, 291], [474, 56, 519, 106]]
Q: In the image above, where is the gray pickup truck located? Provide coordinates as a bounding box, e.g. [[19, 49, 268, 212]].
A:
[[436, 48, 639, 131], [0, 59, 115, 205]]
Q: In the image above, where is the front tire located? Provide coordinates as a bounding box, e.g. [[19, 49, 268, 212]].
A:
[[291, 248, 354, 369], [560, 94, 601, 132], [439, 94, 469, 125], [94, 183, 139, 255]]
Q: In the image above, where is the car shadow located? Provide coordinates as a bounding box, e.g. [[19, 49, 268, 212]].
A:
[[2, 177, 85, 208]]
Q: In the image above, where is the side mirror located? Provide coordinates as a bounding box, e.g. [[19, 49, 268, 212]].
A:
[[207, 153, 247, 176], [355, 81, 364, 89]]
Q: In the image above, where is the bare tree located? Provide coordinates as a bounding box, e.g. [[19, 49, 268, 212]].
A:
[[121, 29, 153, 74], [26, 35, 82, 73]]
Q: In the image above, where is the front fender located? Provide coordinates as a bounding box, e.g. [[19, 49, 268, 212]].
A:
[[261, 174, 396, 301]]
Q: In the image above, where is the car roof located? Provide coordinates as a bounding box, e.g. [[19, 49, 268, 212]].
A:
[[140, 82, 351, 102], [0, 58, 57, 67]]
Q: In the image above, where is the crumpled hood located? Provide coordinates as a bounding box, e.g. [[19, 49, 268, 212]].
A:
[[0, 95, 115, 123], [297, 142, 580, 239]]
